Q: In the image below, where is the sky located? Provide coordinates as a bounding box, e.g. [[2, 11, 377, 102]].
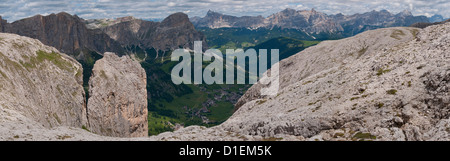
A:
[[0, 0, 448, 22]]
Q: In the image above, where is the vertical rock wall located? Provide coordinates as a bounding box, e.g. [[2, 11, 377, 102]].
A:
[[87, 52, 148, 137]]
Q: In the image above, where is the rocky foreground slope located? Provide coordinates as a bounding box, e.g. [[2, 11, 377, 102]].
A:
[[89, 12, 208, 56], [411, 19, 450, 29], [1, 22, 448, 141], [0, 33, 87, 132], [155, 21, 450, 141]]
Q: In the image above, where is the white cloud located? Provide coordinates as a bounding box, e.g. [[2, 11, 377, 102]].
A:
[[0, 0, 448, 21], [167, 2, 177, 7]]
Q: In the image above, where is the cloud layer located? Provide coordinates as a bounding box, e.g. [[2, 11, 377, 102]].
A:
[[0, 0, 448, 21]]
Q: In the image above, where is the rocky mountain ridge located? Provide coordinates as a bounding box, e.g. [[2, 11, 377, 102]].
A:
[[191, 9, 430, 36], [0, 12, 208, 61], [84, 16, 137, 29], [410, 18, 450, 29], [147, 21, 448, 141], [0, 12, 125, 59], [86, 12, 208, 56]]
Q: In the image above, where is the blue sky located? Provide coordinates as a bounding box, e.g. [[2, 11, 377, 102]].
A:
[[0, 0, 448, 21]]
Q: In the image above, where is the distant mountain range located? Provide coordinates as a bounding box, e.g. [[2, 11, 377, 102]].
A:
[[191, 8, 431, 36], [429, 14, 445, 23]]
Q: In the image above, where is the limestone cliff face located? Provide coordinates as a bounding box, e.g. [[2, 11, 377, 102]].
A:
[[97, 12, 208, 55], [0, 33, 87, 128], [0, 12, 125, 59], [87, 52, 147, 137], [190, 10, 267, 29], [266, 8, 343, 33]]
